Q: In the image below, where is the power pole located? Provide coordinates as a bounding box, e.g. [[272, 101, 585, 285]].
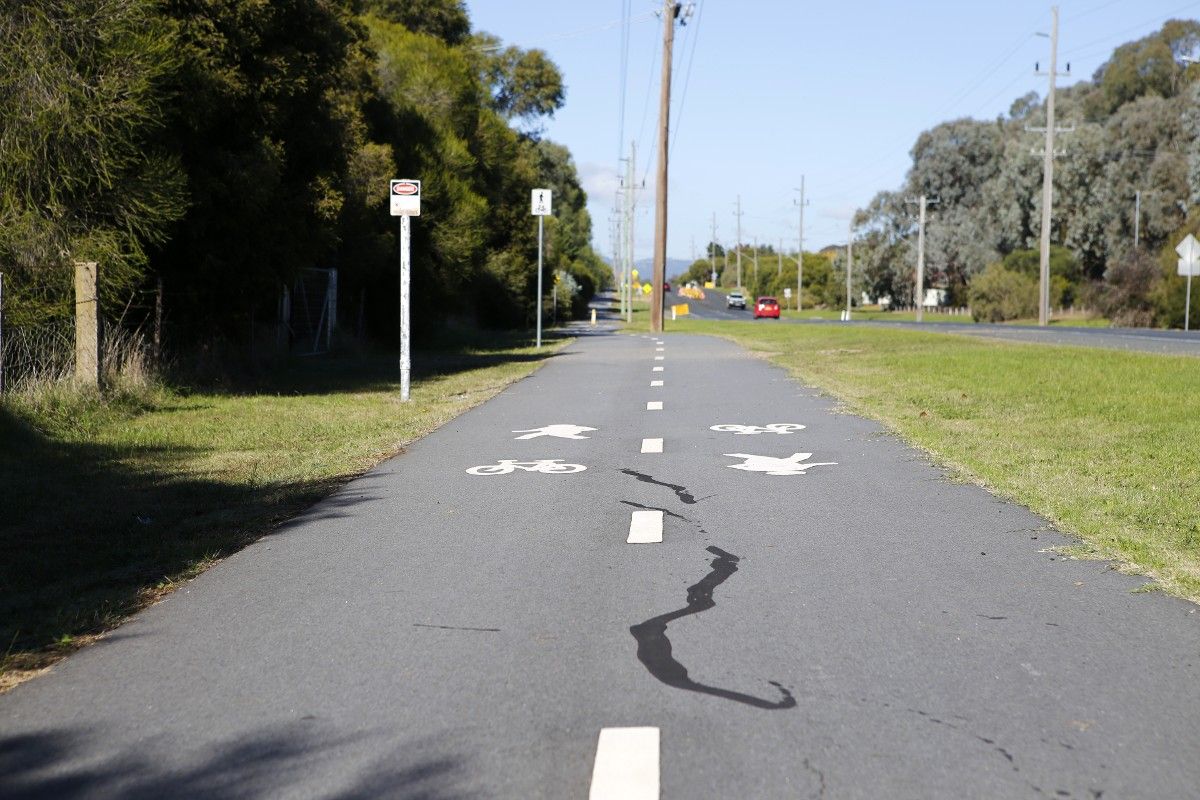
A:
[[845, 219, 854, 322], [753, 236, 759, 288], [734, 195, 744, 288], [795, 177, 808, 312], [710, 212, 718, 284], [626, 141, 637, 323], [906, 195, 939, 322], [1033, 6, 1071, 327], [650, 0, 679, 333], [778, 238, 783, 277], [1134, 190, 1142, 249]]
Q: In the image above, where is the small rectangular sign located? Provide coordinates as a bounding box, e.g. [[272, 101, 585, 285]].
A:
[[1179, 259, 1200, 277], [390, 179, 420, 216], [531, 188, 552, 216]]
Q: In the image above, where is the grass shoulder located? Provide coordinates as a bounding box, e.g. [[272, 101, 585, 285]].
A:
[[0, 331, 570, 691], [668, 318, 1200, 602]]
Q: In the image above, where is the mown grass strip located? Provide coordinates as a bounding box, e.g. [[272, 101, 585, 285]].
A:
[[668, 319, 1200, 601], [0, 334, 569, 690]]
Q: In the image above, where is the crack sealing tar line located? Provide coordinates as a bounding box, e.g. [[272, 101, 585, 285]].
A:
[[620, 469, 710, 504], [629, 546, 796, 711]]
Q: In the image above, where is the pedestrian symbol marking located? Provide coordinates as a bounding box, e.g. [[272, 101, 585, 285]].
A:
[[724, 453, 836, 476], [467, 459, 586, 476], [512, 424, 596, 440], [711, 423, 807, 435]]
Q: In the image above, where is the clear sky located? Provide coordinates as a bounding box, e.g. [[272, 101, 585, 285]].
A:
[[464, 0, 1200, 262]]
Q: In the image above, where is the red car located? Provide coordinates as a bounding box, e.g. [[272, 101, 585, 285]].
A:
[[753, 296, 780, 319]]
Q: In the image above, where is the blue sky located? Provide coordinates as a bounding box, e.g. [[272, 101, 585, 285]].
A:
[[465, 0, 1200, 261]]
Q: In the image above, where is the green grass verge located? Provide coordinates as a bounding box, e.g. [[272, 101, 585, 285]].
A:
[[0, 332, 568, 689], [665, 318, 1200, 601]]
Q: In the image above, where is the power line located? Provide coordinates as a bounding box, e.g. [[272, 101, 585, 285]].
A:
[[1061, 0, 1200, 57], [671, 0, 705, 152]]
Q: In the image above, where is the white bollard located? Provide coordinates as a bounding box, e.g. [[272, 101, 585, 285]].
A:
[[591, 308, 597, 326]]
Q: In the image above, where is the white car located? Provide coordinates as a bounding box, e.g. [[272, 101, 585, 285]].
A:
[[726, 291, 746, 309]]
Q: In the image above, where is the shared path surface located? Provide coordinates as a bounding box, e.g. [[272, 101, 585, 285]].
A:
[[686, 288, 1200, 357], [2, 324, 1198, 798]]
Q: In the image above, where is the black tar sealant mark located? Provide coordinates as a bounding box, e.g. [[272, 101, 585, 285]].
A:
[[629, 546, 796, 710], [620, 469, 712, 504], [619, 500, 689, 521], [413, 624, 500, 632]]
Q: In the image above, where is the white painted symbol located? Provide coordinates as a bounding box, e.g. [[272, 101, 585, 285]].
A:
[[512, 424, 596, 440], [711, 423, 807, 435], [467, 459, 586, 475], [646, 401, 663, 411], [641, 438, 663, 453], [724, 453, 836, 476]]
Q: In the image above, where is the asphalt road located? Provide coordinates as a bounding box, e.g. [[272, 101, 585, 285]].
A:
[[685, 288, 1200, 357], [2, 320, 1198, 798]]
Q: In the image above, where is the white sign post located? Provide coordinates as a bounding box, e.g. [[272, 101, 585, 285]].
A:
[[391, 179, 420, 400], [532, 189, 552, 348], [1177, 234, 1200, 332]]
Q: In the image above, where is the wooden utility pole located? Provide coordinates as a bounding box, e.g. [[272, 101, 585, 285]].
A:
[[74, 261, 100, 387], [734, 195, 743, 288], [1037, 6, 1061, 327], [845, 221, 853, 322], [650, 0, 678, 333], [906, 195, 938, 322], [710, 212, 718, 284], [796, 176, 807, 312]]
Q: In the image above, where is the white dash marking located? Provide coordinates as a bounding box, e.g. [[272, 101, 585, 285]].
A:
[[650, 380, 664, 387], [646, 401, 663, 411], [652, 366, 664, 372], [627, 510, 663, 543], [654, 356, 664, 361], [655, 347, 665, 352], [590, 727, 660, 798], [641, 438, 663, 453]]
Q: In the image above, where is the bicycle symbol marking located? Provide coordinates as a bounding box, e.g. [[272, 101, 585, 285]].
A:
[[466, 459, 587, 476], [710, 423, 807, 435]]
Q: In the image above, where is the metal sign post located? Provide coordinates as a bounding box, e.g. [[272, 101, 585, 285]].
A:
[[1176, 234, 1200, 332], [391, 179, 421, 400], [532, 189, 552, 348]]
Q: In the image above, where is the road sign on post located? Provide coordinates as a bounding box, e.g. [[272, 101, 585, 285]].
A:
[[532, 189, 552, 347], [391, 179, 421, 401], [1177, 234, 1200, 331]]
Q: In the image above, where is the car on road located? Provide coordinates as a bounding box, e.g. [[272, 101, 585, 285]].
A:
[[726, 291, 746, 309], [753, 296, 780, 319], [663, 281, 671, 292]]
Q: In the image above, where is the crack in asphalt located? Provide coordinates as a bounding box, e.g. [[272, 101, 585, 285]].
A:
[[619, 500, 689, 521], [629, 546, 796, 710]]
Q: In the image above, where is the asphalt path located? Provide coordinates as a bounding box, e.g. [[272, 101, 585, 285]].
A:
[[686, 288, 1200, 357], [2, 318, 1198, 798]]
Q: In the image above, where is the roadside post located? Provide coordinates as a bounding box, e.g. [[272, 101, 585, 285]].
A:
[[783, 286, 792, 311], [390, 179, 420, 401], [0, 272, 5, 394], [1176, 234, 1200, 331], [532, 189, 552, 347]]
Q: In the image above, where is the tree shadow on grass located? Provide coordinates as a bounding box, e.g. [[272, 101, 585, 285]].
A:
[[0, 406, 378, 675], [210, 330, 575, 398], [0, 723, 478, 799]]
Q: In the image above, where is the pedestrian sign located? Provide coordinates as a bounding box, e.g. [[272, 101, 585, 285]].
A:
[[531, 189, 552, 216], [390, 179, 420, 216]]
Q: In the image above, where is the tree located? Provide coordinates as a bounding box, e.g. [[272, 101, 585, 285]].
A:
[[363, 0, 470, 44], [968, 263, 1037, 322], [154, 0, 376, 340], [0, 0, 184, 323]]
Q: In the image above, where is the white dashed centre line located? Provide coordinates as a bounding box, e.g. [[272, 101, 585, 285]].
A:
[[654, 356, 664, 361], [626, 510, 664, 544], [589, 727, 660, 798], [655, 347, 665, 352], [646, 401, 663, 411], [650, 380, 663, 387], [652, 366, 664, 372], [641, 438, 663, 453]]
